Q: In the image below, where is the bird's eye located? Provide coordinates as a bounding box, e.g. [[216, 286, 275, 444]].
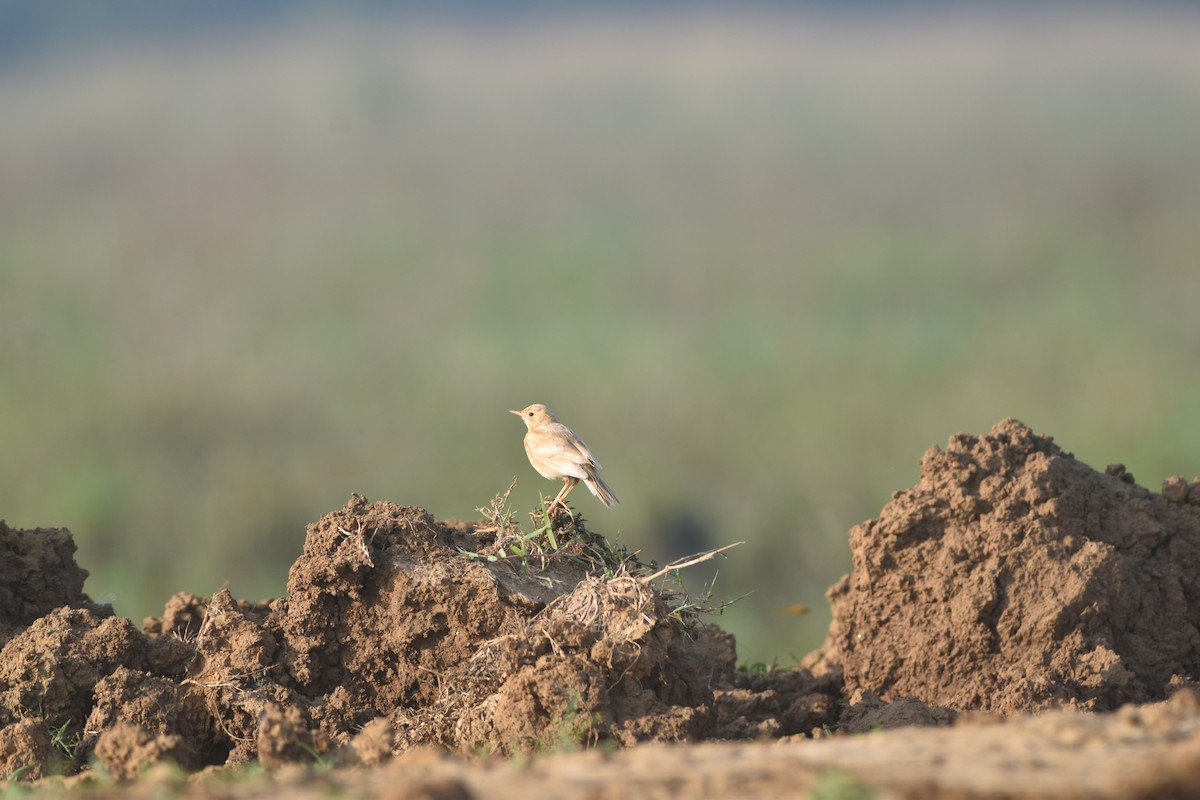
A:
[[528, 412, 534, 417]]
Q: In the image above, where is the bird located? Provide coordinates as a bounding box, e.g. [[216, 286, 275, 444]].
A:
[[510, 403, 619, 515]]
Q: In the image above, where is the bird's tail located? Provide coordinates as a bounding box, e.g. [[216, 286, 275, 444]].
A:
[[584, 473, 620, 507]]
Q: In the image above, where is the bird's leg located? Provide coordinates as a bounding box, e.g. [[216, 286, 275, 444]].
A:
[[545, 481, 567, 515], [547, 478, 578, 518], [549, 479, 576, 515]]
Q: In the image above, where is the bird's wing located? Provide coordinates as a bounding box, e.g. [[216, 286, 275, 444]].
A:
[[525, 426, 597, 479], [553, 424, 602, 469]]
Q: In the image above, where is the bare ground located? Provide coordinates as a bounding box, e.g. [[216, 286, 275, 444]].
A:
[[4, 419, 1200, 798]]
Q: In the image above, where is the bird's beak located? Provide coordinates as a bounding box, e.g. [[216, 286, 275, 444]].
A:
[[509, 409, 522, 416]]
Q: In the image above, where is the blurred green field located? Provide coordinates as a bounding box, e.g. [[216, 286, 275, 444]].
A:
[[3, 8, 1199, 664]]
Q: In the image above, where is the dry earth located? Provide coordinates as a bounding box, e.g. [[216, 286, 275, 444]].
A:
[[3, 419, 1200, 798]]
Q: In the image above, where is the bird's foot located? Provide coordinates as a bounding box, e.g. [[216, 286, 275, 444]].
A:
[[545, 500, 574, 520]]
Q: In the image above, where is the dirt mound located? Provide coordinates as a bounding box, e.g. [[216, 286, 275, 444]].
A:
[[0, 498, 837, 780], [822, 418, 1200, 714], [0, 521, 97, 646], [248, 496, 833, 755], [7, 420, 1200, 789], [13, 417, 1197, 782]]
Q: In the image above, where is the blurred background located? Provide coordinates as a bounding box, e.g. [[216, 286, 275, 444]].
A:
[[3, 1, 1199, 666]]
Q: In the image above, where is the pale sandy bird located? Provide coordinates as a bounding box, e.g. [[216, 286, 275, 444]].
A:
[[510, 403, 619, 514]]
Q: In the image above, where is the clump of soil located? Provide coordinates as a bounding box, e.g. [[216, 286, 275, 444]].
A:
[[0, 521, 96, 645], [0, 497, 836, 780], [0, 718, 48, 780], [0, 608, 145, 735], [836, 692, 958, 734], [821, 418, 1200, 714], [92, 722, 191, 781]]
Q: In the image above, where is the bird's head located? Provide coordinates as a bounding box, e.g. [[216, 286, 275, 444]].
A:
[[510, 403, 556, 429]]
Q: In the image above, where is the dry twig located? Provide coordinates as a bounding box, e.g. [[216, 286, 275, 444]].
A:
[[640, 542, 745, 584]]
